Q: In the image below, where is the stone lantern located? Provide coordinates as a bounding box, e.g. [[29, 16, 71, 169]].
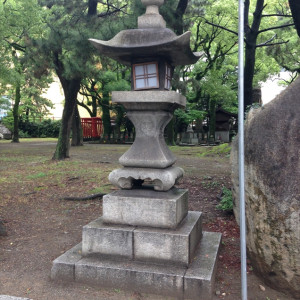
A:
[[51, 1, 221, 299]]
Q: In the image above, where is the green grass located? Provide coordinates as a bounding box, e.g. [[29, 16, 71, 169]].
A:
[[27, 172, 48, 180], [197, 143, 231, 157], [0, 138, 57, 143], [88, 185, 112, 195]]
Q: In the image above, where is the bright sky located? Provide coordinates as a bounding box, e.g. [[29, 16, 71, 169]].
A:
[[261, 71, 290, 105]]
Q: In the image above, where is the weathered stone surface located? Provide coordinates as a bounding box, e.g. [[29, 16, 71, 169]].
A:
[[51, 243, 82, 281], [82, 212, 201, 267], [119, 110, 175, 168], [109, 166, 184, 191], [75, 256, 185, 298], [134, 211, 202, 267], [0, 124, 11, 140], [231, 77, 300, 298], [184, 231, 222, 300], [51, 229, 221, 299], [103, 188, 188, 228], [89, 29, 201, 67], [82, 218, 134, 259], [138, 0, 166, 29], [112, 91, 186, 111]]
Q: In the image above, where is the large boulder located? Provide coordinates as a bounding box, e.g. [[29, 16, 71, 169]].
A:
[[231, 77, 300, 298]]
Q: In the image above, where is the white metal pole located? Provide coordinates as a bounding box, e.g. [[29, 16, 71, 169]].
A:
[[238, 0, 248, 299]]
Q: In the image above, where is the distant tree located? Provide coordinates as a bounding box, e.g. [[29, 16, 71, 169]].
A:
[[0, 0, 51, 142], [203, 0, 295, 109], [79, 66, 131, 141], [36, 0, 130, 159]]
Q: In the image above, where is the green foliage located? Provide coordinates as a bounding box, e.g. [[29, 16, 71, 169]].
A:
[[198, 143, 231, 157], [1, 112, 14, 131], [18, 119, 61, 138], [2, 114, 60, 138], [27, 172, 47, 180], [217, 187, 233, 212]]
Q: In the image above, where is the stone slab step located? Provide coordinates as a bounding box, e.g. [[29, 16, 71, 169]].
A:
[[82, 211, 202, 267], [51, 231, 222, 300]]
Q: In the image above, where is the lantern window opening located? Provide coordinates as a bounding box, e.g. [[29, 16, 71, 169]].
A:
[[133, 62, 159, 90], [164, 64, 172, 90]]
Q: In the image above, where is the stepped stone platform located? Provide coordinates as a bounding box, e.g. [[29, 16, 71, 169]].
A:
[[51, 190, 222, 300]]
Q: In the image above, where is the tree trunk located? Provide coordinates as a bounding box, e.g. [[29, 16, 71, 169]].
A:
[[244, 0, 265, 110], [101, 90, 111, 141], [209, 99, 216, 141], [12, 83, 21, 143], [88, 0, 98, 16], [173, 0, 188, 35], [71, 104, 83, 146], [52, 78, 81, 159], [165, 116, 176, 146], [289, 0, 300, 37]]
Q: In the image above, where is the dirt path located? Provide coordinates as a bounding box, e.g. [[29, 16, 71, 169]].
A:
[[0, 141, 294, 300]]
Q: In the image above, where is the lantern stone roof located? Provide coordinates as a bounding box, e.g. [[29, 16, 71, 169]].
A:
[[89, 29, 201, 67], [89, 0, 201, 67]]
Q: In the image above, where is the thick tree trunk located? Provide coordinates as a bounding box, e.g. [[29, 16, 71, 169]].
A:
[[244, 0, 265, 110], [289, 0, 300, 37], [165, 117, 176, 146], [88, 0, 98, 16], [174, 0, 188, 35], [12, 84, 21, 143], [209, 99, 216, 141], [101, 91, 111, 141], [71, 104, 83, 146], [53, 78, 81, 159], [244, 43, 256, 109]]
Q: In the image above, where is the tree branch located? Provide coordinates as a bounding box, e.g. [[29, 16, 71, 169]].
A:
[[4, 39, 26, 52], [256, 33, 277, 46], [262, 14, 293, 17], [77, 99, 93, 117], [256, 40, 289, 47], [258, 23, 295, 34], [205, 20, 238, 36], [97, 3, 128, 17]]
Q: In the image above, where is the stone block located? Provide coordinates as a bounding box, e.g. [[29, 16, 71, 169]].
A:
[[112, 91, 186, 111], [134, 211, 202, 267], [51, 243, 82, 281], [82, 218, 134, 259], [109, 166, 184, 191], [75, 256, 185, 298], [103, 188, 188, 228], [184, 231, 222, 300]]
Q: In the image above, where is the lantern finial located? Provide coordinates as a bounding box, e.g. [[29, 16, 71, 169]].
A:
[[138, 0, 166, 29]]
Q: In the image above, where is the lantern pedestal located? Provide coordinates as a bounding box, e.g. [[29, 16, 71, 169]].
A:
[[51, 212, 221, 300]]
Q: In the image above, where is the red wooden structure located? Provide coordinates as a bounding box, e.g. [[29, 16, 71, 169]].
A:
[[81, 117, 103, 139]]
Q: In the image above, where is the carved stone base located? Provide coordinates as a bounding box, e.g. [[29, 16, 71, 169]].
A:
[[109, 166, 184, 191], [103, 188, 188, 228]]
